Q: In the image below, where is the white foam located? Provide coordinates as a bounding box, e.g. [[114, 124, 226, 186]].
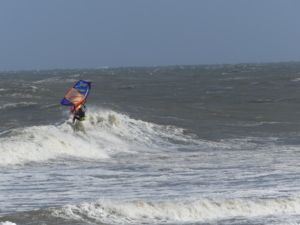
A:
[[29, 85, 38, 92], [33, 77, 77, 84], [0, 222, 17, 225], [33, 77, 60, 84], [0, 102, 37, 110], [63, 78, 78, 83], [53, 197, 300, 224], [0, 109, 204, 166], [7, 93, 33, 98]]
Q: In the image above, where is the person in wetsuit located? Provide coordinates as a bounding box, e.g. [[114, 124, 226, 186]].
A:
[[72, 104, 86, 123]]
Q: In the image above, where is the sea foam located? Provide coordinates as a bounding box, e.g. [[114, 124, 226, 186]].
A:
[[0, 109, 204, 166], [0, 222, 17, 225], [52, 197, 300, 224]]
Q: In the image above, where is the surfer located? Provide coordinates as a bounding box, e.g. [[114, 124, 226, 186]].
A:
[[60, 80, 91, 125], [71, 104, 86, 123]]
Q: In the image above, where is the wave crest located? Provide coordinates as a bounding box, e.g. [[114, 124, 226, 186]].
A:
[[52, 197, 300, 224], [0, 109, 203, 166]]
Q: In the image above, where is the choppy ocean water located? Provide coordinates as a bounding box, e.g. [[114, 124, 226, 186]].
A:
[[2, 63, 300, 225]]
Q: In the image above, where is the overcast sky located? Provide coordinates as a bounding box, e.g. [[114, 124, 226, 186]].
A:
[[0, 0, 299, 70]]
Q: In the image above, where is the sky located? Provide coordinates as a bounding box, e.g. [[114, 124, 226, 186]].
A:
[[0, 0, 300, 70]]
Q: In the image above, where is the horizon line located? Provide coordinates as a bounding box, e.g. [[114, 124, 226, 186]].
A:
[[1, 60, 300, 73]]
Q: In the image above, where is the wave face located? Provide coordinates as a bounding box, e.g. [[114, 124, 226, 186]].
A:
[[0, 108, 204, 166], [52, 197, 300, 225]]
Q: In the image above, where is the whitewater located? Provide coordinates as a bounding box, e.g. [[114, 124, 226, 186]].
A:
[[2, 63, 300, 225]]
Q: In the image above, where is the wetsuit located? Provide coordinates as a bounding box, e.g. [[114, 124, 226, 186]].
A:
[[72, 105, 86, 123]]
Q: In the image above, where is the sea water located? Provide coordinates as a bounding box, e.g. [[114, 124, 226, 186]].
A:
[[2, 63, 300, 225]]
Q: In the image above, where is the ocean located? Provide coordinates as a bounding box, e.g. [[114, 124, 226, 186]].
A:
[[2, 63, 300, 225]]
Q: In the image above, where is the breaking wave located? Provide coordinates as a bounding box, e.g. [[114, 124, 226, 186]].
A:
[[0, 222, 16, 225], [52, 197, 300, 224], [0, 109, 206, 166]]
